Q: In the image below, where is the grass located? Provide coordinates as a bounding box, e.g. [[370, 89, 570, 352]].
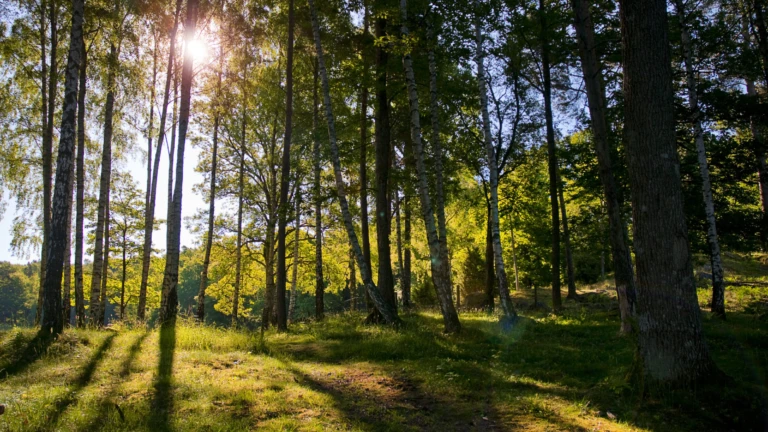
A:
[[1, 257, 767, 431]]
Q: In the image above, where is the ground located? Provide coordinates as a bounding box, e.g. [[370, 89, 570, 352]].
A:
[[1, 253, 767, 431]]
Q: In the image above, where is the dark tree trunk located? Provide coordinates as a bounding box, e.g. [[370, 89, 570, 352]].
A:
[[138, 0, 181, 320], [308, 0, 401, 324], [99, 198, 110, 326], [233, 127, 245, 326], [167, 72, 178, 248], [403, 195, 411, 307], [395, 193, 404, 303], [74, 38, 86, 328], [570, 0, 636, 333], [275, 0, 295, 332], [484, 202, 495, 310], [374, 14, 396, 310], [558, 176, 577, 299], [288, 191, 300, 322], [400, 0, 460, 333], [90, 43, 118, 325], [619, 0, 716, 386], [120, 228, 126, 320], [198, 67, 221, 323], [539, 0, 562, 312], [40, 0, 84, 336], [510, 219, 520, 291], [360, 6, 372, 289], [158, 0, 199, 325], [313, 58, 325, 320]]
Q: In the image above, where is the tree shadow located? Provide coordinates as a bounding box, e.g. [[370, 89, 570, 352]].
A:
[[83, 331, 150, 431], [0, 330, 56, 380], [45, 333, 117, 429], [150, 323, 176, 431]]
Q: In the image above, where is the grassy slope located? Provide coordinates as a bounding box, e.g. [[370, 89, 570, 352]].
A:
[[1, 255, 767, 431]]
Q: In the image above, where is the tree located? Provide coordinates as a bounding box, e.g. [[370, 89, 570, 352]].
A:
[[308, 0, 400, 325], [673, 0, 726, 318], [74, 37, 87, 328], [400, 0, 461, 333], [569, 0, 636, 333], [40, 0, 85, 336], [312, 58, 325, 320], [159, 0, 199, 324], [619, 0, 716, 385]]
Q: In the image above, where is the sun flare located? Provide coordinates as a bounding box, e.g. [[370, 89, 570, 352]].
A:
[[186, 38, 208, 62]]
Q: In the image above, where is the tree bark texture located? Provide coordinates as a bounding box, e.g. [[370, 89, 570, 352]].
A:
[[74, 38, 86, 328], [313, 59, 325, 320]]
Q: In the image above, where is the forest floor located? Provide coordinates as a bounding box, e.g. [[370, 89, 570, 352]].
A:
[[1, 253, 767, 431]]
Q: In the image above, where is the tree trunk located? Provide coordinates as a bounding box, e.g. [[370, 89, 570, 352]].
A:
[[198, 69, 221, 323], [558, 176, 577, 299], [427, 18, 453, 307], [289, 191, 300, 322], [484, 202, 495, 310], [395, 193, 404, 303], [40, 0, 84, 336], [313, 58, 325, 320], [570, 0, 635, 333], [308, 0, 400, 325], [158, 0, 199, 325], [753, 0, 768, 86], [275, 0, 295, 332], [74, 38, 86, 328], [673, 0, 726, 318], [400, 0, 460, 333], [262, 216, 277, 327], [510, 220, 520, 291], [752, 4, 768, 249], [233, 117, 245, 326], [90, 43, 118, 325], [99, 198, 110, 326], [121, 228, 126, 320], [374, 13, 396, 311], [539, 0, 562, 312], [38, 0, 58, 326], [475, 7, 517, 324], [619, 0, 716, 386], [403, 195, 411, 307], [139, 0, 181, 320], [360, 6, 373, 291], [167, 72, 178, 248]]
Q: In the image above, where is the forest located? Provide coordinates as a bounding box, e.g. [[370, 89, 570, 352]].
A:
[[1, 0, 768, 429]]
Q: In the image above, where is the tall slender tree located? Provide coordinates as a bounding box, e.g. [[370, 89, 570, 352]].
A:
[[40, 0, 84, 336], [400, 0, 461, 333], [74, 38, 87, 328], [308, 0, 400, 325], [158, 0, 199, 324], [312, 58, 325, 319]]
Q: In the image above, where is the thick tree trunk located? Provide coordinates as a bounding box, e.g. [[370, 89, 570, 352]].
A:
[[403, 195, 411, 307], [570, 0, 635, 333], [308, 0, 400, 325], [374, 14, 396, 311], [400, 0, 460, 333], [74, 38, 86, 328], [167, 73, 178, 248], [62, 136, 74, 326], [289, 191, 300, 322], [40, 0, 84, 336], [138, 0, 181, 320], [619, 0, 716, 386], [475, 9, 517, 324], [90, 43, 118, 325], [262, 216, 277, 327], [360, 7, 373, 289], [312, 59, 325, 320], [275, 0, 295, 332], [558, 177, 577, 299], [158, 0, 198, 325], [673, 0, 726, 318], [99, 198, 110, 326], [539, 0, 562, 312]]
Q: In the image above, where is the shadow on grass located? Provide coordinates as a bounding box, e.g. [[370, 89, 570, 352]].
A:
[[45, 333, 117, 429], [0, 330, 56, 380], [150, 323, 176, 431], [84, 331, 150, 431]]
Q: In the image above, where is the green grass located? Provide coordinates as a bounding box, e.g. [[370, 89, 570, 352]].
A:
[[2, 278, 767, 430]]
